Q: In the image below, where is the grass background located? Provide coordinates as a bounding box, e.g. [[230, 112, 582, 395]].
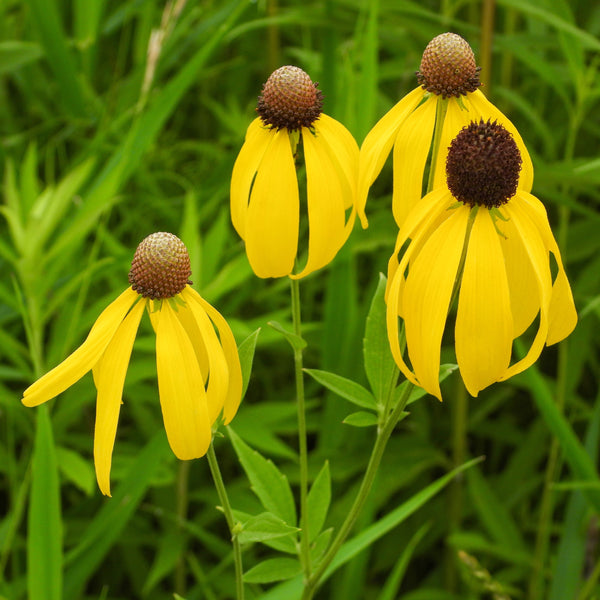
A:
[[1, 0, 600, 598]]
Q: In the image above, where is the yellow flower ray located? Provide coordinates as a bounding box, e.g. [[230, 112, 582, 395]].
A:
[[93, 300, 145, 496], [230, 118, 273, 238], [156, 301, 211, 460], [185, 287, 243, 424], [455, 210, 513, 396], [22, 288, 138, 407], [245, 128, 299, 278]]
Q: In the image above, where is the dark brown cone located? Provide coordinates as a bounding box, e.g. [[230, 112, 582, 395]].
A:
[[256, 65, 323, 131], [416, 32, 481, 98], [446, 120, 522, 209], [128, 232, 192, 299]]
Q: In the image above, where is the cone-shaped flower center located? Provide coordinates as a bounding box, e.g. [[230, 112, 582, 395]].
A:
[[416, 32, 481, 97], [446, 120, 522, 209], [128, 232, 192, 299], [256, 65, 324, 131]]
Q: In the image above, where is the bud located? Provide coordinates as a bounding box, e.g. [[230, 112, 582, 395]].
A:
[[416, 32, 481, 98], [445, 120, 522, 208], [128, 232, 192, 299], [256, 65, 324, 131]]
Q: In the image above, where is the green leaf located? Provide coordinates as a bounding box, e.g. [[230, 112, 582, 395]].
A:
[[56, 447, 95, 496], [310, 528, 333, 564], [238, 512, 299, 545], [268, 320, 307, 351], [28, 406, 62, 600], [227, 428, 297, 526], [307, 462, 331, 542], [305, 369, 377, 410], [238, 328, 261, 400], [0, 41, 43, 75], [363, 274, 398, 403], [343, 411, 379, 427], [244, 558, 302, 584], [393, 364, 457, 406]]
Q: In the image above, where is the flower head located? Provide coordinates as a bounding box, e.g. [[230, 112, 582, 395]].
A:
[[357, 32, 534, 228], [22, 232, 242, 496], [386, 121, 577, 399], [231, 65, 359, 279]]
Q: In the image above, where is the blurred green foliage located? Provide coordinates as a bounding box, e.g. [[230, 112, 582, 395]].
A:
[[1, 0, 600, 599]]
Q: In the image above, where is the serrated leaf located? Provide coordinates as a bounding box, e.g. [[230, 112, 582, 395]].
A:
[[267, 320, 307, 350], [307, 461, 331, 542], [363, 274, 398, 403], [244, 558, 302, 583], [228, 428, 297, 526], [343, 411, 379, 427], [238, 512, 299, 545], [305, 369, 377, 410], [238, 328, 260, 400]]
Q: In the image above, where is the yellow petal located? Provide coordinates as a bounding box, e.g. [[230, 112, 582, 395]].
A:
[[467, 90, 534, 192], [184, 287, 243, 424], [357, 87, 424, 227], [245, 128, 299, 278], [385, 189, 457, 398], [314, 114, 359, 210], [171, 294, 209, 380], [155, 301, 211, 460], [292, 126, 349, 279], [501, 199, 552, 380], [403, 204, 471, 399], [178, 289, 229, 424], [517, 191, 577, 344], [455, 210, 513, 396], [230, 118, 272, 238], [392, 96, 437, 227], [22, 288, 138, 407], [498, 211, 541, 337], [93, 300, 145, 496]]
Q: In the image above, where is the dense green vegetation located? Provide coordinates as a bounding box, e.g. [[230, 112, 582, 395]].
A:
[[1, 0, 599, 598]]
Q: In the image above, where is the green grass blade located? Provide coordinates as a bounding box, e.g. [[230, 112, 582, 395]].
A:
[[28, 405, 62, 600]]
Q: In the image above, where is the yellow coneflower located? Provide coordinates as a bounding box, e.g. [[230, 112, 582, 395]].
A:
[[386, 120, 577, 399], [230, 65, 359, 279], [22, 232, 242, 496], [358, 32, 534, 227]]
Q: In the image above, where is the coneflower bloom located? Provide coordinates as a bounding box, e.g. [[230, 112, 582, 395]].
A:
[[386, 120, 577, 399], [357, 32, 534, 228], [22, 232, 242, 496], [230, 65, 359, 279]]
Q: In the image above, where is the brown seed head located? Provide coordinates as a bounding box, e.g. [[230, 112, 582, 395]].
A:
[[445, 120, 522, 209], [256, 65, 324, 131], [416, 32, 481, 98], [128, 232, 192, 299]]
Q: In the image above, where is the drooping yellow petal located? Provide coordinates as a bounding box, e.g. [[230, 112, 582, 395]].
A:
[[93, 300, 145, 496], [155, 301, 211, 460], [230, 118, 273, 238], [455, 210, 513, 396], [498, 211, 541, 338], [391, 95, 437, 227], [466, 90, 534, 192], [178, 289, 229, 423], [184, 287, 243, 424], [403, 204, 471, 399], [432, 97, 477, 190], [517, 191, 577, 344], [291, 125, 349, 279], [171, 293, 209, 380], [22, 288, 138, 407], [500, 199, 552, 381], [314, 114, 359, 210], [357, 87, 425, 227], [245, 128, 299, 278]]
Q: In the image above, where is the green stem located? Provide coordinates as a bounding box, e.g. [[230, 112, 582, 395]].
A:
[[426, 97, 449, 194], [206, 443, 244, 600], [301, 383, 414, 600], [290, 277, 312, 577]]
